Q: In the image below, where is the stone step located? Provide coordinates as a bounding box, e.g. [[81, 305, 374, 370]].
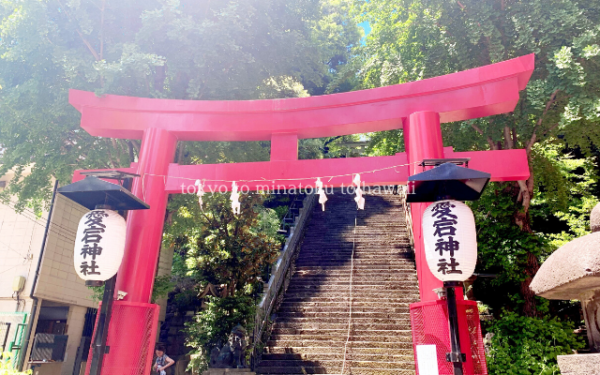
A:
[[298, 249, 414, 255], [300, 244, 413, 250], [305, 220, 407, 226], [276, 311, 411, 319], [283, 291, 420, 300], [295, 258, 414, 263], [298, 246, 412, 252], [294, 262, 416, 268], [302, 234, 410, 240], [274, 321, 412, 331], [261, 352, 414, 362], [282, 296, 418, 304], [269, 334, 412, 344], [288, 279, 418, 286], [294, 264, 414, 269], [305, 230, 407, 234], [257, 369, 415, 375], [257, 368, 415, 375], [288, 278, 417, 287], [293, 265, 416, 271], [299, 247, 413, 253], [291, 271, 416, 277], [294, 256, 415, 262], [307, 221, 407, 227], [256, 363, 414, 374], [263, 346, 413, 356], [270, 328, 412, 338], [266, 339, 413, 349], [300, 244, 412, 250], [286, 283, 418, 291], [292, 271, 416, 279], [301, 254, 414, 264], [279, 300, 412, 307], [277, 304, 411, 314]]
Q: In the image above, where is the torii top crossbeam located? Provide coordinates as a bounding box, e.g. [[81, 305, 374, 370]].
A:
[[70, 55, 534, 375], [71, 54, 533, 142]]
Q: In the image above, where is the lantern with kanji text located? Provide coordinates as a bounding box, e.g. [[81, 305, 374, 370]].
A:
[[73, 209, 127, 286], [422, 199, 477, 282]]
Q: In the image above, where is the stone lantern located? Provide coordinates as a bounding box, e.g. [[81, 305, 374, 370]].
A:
[[530, 203, 600, 374]]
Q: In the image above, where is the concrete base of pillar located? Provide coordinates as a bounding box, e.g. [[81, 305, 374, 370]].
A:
[[202, 369, 255, 375], [558, 353, 600, 374]]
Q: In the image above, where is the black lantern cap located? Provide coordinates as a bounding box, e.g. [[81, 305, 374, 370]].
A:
[[58, 176, 149, 210], [407, 162, 491, 202]]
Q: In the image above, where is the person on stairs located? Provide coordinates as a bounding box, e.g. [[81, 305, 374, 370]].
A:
[[154, 345, 175, 375]]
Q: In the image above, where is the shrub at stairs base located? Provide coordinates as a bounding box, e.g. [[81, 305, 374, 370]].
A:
[[0, 353, 31, 375], [486, 312, 585, 375], [185, 295, 255, 372]]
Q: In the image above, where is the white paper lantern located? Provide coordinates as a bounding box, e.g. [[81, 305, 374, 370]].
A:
[[73, 209, 127, 286], [422, 200, 477, 282]]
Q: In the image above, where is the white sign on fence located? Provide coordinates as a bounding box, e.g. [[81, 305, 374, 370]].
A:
[[416, 345, 439, 375]]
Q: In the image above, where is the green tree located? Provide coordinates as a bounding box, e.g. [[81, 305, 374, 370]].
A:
[[345, 0, 600, 317], [0, 0, 360, 213], [164, 191, 281, 369], [178, 192, 280, 297], [485, 312, 584, 375]]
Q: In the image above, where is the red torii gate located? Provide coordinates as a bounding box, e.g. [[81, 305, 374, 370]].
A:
[[71, 54, 534, 375]]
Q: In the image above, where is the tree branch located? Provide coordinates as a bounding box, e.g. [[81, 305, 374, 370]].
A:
[[127, 141, 135, 163], [129, 140, 141, 159], [100, 0, 106, 60], [55, 0, 101, 61], [526, 89, 559, 153], [542, 123, 560, 138], [469, 122, 496, 149], [512, 127, 518, 147], [104, 139, 117, 169], [504, 126, 514, 149]]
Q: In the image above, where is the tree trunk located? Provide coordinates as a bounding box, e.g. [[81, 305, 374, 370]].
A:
[[520, 251, 540, 317], [511, 174, 540, 317]]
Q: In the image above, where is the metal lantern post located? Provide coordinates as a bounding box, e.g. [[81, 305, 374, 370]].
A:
[[408, 160, 490, 375], [58, 172, 149, 375]]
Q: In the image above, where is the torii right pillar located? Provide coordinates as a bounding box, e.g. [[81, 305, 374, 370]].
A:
[[405, 111, 486, 375]]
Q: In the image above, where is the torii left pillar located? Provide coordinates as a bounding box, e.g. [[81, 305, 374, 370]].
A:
[[90, 129, 178, 375]]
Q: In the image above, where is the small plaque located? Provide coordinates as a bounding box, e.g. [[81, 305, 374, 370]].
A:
[[416, 345, 439, 375]]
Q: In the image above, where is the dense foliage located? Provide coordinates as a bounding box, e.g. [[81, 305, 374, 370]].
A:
[[173, 193, 280, 298], [0, 353, 31, 374], [163, 192, 282, 367], [486, 312, 584, 375], [0, 0, 359, 213], [185, 295, 255, 372]]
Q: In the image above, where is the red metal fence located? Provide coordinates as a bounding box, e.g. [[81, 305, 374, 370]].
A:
[[86, 301, 160, 375], [410, 300, 487, 375]]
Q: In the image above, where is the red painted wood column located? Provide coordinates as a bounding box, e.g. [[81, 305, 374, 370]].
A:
[[100, 128, 177, 375], [116, 128, 177, 301], [404, 111, 445, 301]]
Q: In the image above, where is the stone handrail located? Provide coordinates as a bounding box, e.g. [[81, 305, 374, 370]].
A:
[[399, 185, 414, 247], [250, 193, 316, 367]]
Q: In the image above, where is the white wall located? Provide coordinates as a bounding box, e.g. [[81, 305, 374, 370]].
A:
[[0, 198, 46, 315]]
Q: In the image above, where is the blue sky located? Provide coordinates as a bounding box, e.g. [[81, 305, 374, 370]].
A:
[[358, 21, 371, 45]]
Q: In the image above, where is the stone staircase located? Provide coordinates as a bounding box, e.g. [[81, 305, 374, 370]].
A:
[[256, 190, 419, 375]]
